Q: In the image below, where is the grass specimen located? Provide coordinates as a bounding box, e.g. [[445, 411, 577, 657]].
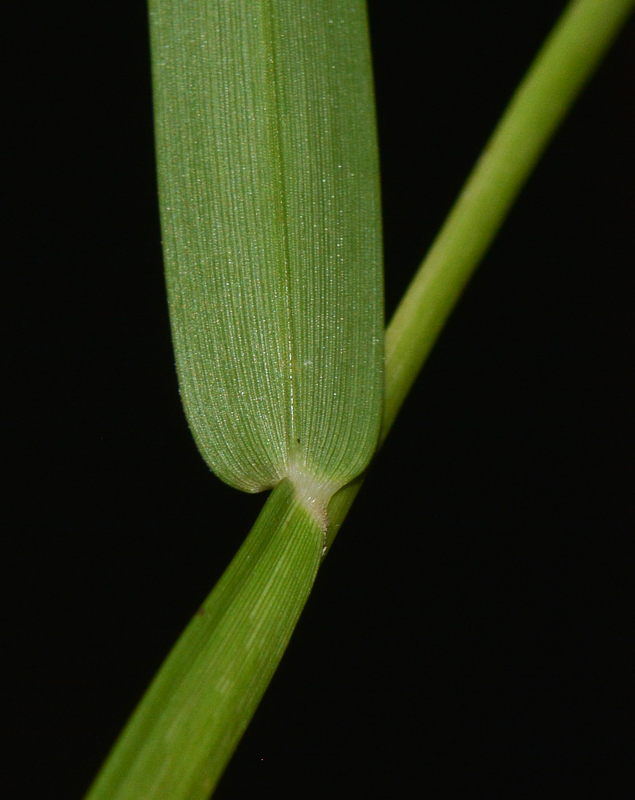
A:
[[84, 1, 634, 798], [151, 1, 383, 519]]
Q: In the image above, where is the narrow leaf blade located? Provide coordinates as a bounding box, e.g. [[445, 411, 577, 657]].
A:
[[150, 0, 383, 520]]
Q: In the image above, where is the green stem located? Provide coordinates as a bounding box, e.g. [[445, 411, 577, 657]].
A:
[[328, 0, 635, 547], [382, 0, 635, 436], [85, 482, 323, 800], [85, 0, 634, 797]]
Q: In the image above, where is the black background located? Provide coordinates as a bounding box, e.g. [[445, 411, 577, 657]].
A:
[[3, 2, 635, 797]]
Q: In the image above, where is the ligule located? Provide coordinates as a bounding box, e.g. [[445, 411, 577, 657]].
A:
[[149, 0, 383, 524]]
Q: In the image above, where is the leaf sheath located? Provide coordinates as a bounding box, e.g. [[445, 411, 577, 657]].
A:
[[85, 482, 323, 800]]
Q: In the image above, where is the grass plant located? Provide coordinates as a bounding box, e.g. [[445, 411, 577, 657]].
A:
[[84, 1, 634, 798]]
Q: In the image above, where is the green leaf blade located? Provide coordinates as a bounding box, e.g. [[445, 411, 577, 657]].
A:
[[150, 0, 383, 520]]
